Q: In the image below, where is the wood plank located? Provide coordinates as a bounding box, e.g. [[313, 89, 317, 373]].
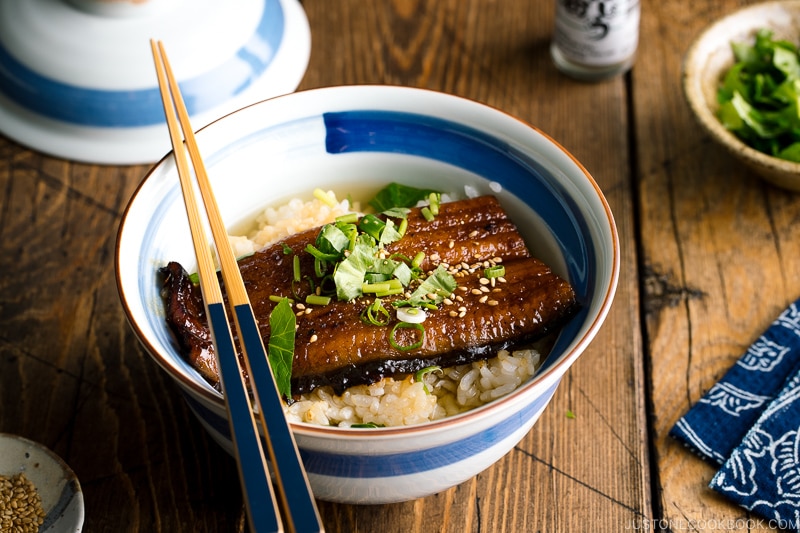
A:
[[635, 0, 800, 529]]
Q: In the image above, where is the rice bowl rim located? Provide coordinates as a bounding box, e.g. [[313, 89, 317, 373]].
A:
[[115, 85, 620, 440]]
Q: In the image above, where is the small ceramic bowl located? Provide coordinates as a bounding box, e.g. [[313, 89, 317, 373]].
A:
[[115, 85, 619, 504], [683, 0, 800, 191], [0, 434, 84, 532]]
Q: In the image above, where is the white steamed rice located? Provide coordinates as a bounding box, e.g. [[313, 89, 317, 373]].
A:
[[229, 190, 542, 428]]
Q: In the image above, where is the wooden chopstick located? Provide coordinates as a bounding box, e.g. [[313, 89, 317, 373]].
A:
[[151, 40, 324, 533]]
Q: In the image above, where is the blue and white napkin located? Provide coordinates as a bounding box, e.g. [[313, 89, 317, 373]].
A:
[[670, 298, 800, 527]]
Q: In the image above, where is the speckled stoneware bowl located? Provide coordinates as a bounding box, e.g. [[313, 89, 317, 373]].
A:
[[115, 85, 619, 504], [0, 434, 84, 532], [683, 0, 800, 191]]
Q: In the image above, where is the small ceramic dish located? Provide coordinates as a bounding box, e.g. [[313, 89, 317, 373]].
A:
[[683, 0, 800, 191], [0, 433, 84, 532], [0, 0, 310, 164]]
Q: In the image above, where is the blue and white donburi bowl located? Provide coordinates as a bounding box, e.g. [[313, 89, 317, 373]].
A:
[[115, 85, 619, 504]]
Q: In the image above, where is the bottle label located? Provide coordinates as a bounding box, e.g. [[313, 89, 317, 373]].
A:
[[553, 0, 640, 66]]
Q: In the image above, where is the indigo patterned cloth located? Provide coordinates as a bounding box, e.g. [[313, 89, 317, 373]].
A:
[[670, 299, 800, 464], [710, 366, 800, 528], [670, 298, 800, 527]]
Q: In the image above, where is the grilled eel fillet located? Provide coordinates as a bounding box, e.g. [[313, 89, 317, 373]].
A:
[[160, 195, 580, 396]]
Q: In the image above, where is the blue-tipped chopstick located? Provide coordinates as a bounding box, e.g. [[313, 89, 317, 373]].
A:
[[151, 39, 324, 533]]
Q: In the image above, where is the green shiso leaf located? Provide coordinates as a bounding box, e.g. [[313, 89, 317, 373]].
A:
[[268, 297, 295, 399], [333, 241, 377, 301], [316, 223, 351, 255], [395, 265, 457, 307], [368, 183, 440, 212]]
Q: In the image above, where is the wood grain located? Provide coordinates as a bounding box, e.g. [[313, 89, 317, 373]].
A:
[[635, 0, 800, 530], [0, 0, 653, 531]]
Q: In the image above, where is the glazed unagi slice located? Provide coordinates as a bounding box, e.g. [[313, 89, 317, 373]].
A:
[[160, 195, 580, 395]]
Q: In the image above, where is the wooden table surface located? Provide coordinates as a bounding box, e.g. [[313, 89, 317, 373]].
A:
[[2, 0, 798, 531]]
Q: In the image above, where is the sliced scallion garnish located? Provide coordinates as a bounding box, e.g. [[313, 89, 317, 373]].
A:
[[414, 365, 442, 394], [292, 254, 301, 282], [484, 265, 505, 279], [305, 294, 331, 306], [389, 321, 425, 351], [397, 307, 426, 324], [360, 298, 390, 326]]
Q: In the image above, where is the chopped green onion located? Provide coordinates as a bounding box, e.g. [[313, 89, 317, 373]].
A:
[[398, 217, 408, 236], [318, 274, 336, 295], [314, 188, 337, 207], [292, 254, 301, 282], [305, 243, 340, 262], [305, 294, 331, 306], [351, 422, 385, 428], [291, 277, 313, 300], [335, 212, 359, 224], [269, 294, 294, 304], [314, 257, 327, 278], [389, 322, 425, 351], [281, 243, 293, 255], [360, 298, 390, 326], [397, 307, 427, 324], [484, 265, 505, 278], [428, 192, 440, 215], [414, 365, 442, 393], [411, 252, 425, 269], [375, 288, 404, 297], [358, 214, 386, 241], [421, 206, 434, 222], [362, 282, 391, 294]]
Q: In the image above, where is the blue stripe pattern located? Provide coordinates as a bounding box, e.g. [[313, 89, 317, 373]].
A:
[[185, 380, 559, 478], [0, 0, 284, 127]]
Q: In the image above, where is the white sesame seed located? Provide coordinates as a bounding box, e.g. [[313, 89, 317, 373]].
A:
[[479, 277, 490, 285], [479, 295, 488, 303], [487, 300, 499, 306], [468, 230, 479, 238], [310, 334, 318, 343]]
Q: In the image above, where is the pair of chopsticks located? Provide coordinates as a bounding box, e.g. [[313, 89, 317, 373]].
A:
[[150, 40, 324, 533]]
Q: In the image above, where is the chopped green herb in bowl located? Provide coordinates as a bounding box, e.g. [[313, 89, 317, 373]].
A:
[[683, 1, 800, 191], [717, 29, 800, 163]]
